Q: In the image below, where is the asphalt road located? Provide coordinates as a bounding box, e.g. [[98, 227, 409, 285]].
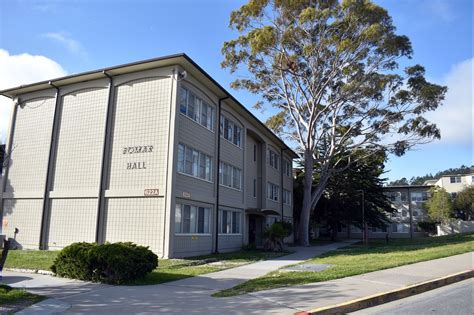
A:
[[351, 278, 474, 315]]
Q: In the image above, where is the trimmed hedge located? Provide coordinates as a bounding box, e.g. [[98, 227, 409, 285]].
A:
[[51, 242, 158, 284]]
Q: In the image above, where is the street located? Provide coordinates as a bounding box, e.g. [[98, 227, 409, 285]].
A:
[[351, 278, 474, 315]]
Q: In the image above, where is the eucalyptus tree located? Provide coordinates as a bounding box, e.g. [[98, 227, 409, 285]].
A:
[[222, 0, 447, 245]]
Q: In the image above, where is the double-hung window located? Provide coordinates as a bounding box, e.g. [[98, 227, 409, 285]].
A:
[[283, 160, 291, 176], [268, 149, 279, 169], [178, 143, 212, 181], [267, 182, 279, 201], [220, 115, 242, 147], [175, 203, 211, 234], [219, 162, 242, 190], [450, 176, 461, 183], [283, 189, 291, 205], [219, 209, 241, 234], [180, 87, 215, 131]]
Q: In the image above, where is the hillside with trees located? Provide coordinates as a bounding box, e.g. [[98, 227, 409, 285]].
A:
[[388, 165, 473, 186]]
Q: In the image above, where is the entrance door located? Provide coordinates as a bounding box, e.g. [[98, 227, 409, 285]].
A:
[[248, 215, 264, 247]]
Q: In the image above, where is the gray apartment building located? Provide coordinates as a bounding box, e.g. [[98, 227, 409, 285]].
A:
[[0, 54, 297, 258]]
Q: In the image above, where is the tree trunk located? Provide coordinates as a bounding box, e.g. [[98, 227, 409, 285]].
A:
[[298, 150, 313, 246]]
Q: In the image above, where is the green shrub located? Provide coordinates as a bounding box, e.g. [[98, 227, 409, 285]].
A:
[[50, 242, 96, 280], [51, 242, 158, 284]]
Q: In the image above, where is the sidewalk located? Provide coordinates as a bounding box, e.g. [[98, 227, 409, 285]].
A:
[[249, 252, 473, 314], [4, 241, 355, 314]]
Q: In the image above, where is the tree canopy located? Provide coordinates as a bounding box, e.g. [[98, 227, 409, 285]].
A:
[[453, 186, 474, 221], [424, 187, 453, 224], [223, 0, 447, 245]]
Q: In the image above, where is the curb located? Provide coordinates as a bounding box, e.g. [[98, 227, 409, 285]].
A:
[[4, 267, 54, 276], [296, 269, 474, 315]]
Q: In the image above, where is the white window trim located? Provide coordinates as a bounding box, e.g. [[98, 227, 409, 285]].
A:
[[180, 87, 216, 132], [177, 143, 213, 183], [177, 171, 214, 184], [179, 112, 215, 133], [218, 209, 242, 235], [175, 203, 212, 235], [267, 182, 279, 202], [220, 114, 243, 149], [219, 161, 242, 191]]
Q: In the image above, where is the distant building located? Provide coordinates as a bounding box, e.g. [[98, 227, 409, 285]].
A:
[[383, 185, 433, 238], [425, 174, 474, 197]]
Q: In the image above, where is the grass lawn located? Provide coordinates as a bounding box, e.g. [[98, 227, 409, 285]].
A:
[[3, 249, 289, 285], [0, 285, 44, 313], [214, 233, 474, 297]]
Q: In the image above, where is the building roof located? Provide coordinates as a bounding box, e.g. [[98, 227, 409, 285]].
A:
[[0, 53, 298, 159]]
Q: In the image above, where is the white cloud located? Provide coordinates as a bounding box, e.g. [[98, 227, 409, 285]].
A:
[[0, 49, 67, 143], [425, 58, 473, 147], [42, 32, 86, 57]]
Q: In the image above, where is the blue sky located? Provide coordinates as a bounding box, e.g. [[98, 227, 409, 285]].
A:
[[0, 0, 472, 182]]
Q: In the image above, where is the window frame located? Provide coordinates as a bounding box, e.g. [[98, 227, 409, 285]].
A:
[[267, 182, 279, 201], [219, 161, 242, 190], [175, 203, 212, 235], [283, 189, 291, 205], [283, 159, 291, 177], [177, 143, 213, 182], [218, 209, 242, 235], [220, 114, 242, 148], [180, 87, 215, 132], [268, 149, 279, 170]]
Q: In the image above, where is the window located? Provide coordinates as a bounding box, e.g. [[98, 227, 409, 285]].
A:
[[175, 203, 211, 234], [283, 160, 291, 177], [219, 162, 242, 190], [421, 192, 429, 201], [253, 144, 257, 161], [177, 143, 212, 181], [450, 192, 457, 199], [219, 209, 241, 234], [267, 182, 279, 201], [400, 192, 407, 202], [253, 179, 257, 198], [283, 189, 291, 205], [411, 192, 423, 202], [268, 149, 279, 169], [450, 176, 461, 183], [220, 115, 242, 147], [180, 87, 215, 131]]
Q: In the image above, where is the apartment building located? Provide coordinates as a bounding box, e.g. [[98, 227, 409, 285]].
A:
[[425, 174, 474, 196], [0, 54, 297, 258], [383, 185, 432, 238]]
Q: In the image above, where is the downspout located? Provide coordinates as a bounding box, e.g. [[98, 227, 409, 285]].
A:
[[95, 71, 115, 244], [214, 96, 229, 253], [39, 81, 61, 249]]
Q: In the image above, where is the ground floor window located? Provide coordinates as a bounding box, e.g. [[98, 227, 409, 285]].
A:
[[175, 203, 211, 234], [219, 209, 241, 234]]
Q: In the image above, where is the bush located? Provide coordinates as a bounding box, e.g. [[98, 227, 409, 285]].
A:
[[263, 221, 293, 252], [51, 242, 158, 284]]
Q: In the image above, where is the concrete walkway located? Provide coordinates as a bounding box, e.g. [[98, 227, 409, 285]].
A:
[[3, 244, 472, 314], [3, 241, 354, 314]]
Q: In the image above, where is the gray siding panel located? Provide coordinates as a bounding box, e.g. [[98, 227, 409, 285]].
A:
[[48, 198, 97, 249], [105, 197, 164, 255], [173, 235, 213, 257], [218, 234, 243, 252], [2, 199, 43, 249]]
